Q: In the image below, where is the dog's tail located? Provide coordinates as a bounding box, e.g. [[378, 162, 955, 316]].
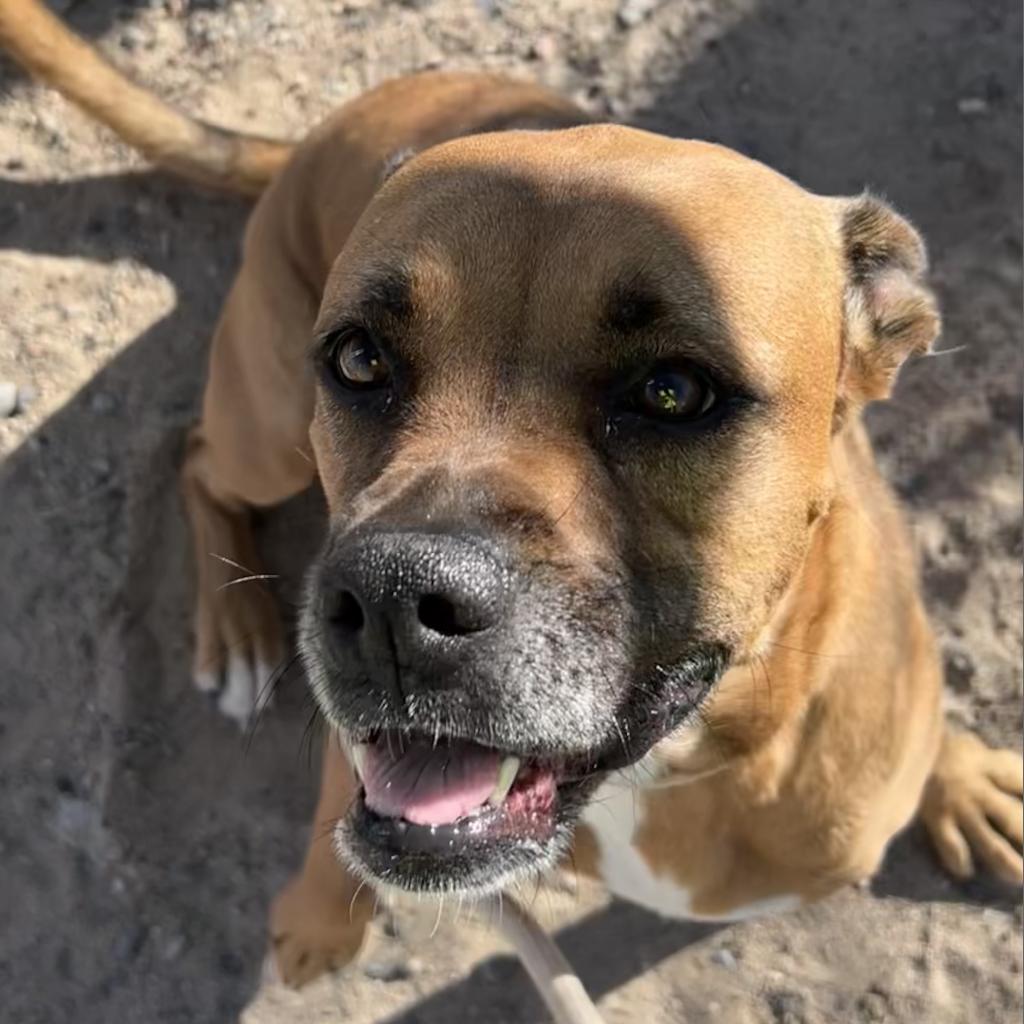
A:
[[0, 0, 293, 195]]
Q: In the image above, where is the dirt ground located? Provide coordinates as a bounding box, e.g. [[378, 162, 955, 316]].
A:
[[0, 0, 1021, 1022]]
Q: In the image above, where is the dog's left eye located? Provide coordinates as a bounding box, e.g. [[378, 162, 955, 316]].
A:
[[632, 364, 716, 421], [330, 329, 391, 389]]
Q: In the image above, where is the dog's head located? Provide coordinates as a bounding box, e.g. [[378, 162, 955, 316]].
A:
[[299, 126, 939, 895]]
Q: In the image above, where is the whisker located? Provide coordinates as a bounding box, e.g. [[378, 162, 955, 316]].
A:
[[551, 480, 587, 528], [208, 551, 259, 575], [217, 572, 280, 591], [300, 704, 325, 770], [764, 639, 852, 661], [244, 651, 301, 753], [920, 344, 967, 358], [349, 878, 368, 923], [430, 895, 445, 939]]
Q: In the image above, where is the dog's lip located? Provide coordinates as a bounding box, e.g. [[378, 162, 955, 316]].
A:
[[342, 726, 609, 777], [350, 767, 569, 855], [345, 765, 592, 881]]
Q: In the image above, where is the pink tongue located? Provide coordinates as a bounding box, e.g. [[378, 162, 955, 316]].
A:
[[360, 738, 501, 827]]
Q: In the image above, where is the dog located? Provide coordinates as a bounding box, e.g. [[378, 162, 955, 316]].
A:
[[5, 0, 1021, 1003]]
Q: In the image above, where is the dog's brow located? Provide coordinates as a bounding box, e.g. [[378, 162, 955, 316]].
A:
[[356, 270, 413, 320], [603, 283, 665, 333]]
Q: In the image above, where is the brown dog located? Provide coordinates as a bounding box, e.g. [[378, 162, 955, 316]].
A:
[[4, 0, 1021, 1001]]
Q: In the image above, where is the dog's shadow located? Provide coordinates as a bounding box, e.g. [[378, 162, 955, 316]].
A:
[[369, 835, 1020, 1024], [0, 0, 1020, 1019]]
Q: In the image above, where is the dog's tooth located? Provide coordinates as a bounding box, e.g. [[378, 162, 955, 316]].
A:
[[351, 743, 369, 781], [488, 756, 521, 807]]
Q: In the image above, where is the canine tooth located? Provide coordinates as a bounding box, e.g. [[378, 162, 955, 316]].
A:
[[488, 756, 521, 806], [351, 743, 369, 780]]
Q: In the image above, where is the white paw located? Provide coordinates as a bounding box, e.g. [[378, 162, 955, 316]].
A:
[[193, 667, 221, 694], [194, 655, 278, 728]]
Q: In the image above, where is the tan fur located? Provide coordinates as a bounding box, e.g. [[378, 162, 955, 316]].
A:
[[6, 8, 1020, 995], [192, 94, 1024, 971]]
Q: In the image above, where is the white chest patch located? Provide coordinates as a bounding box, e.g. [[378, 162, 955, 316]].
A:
[[581, 772, 801, 923]]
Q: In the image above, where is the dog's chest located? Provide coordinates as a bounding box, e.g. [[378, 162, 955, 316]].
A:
[[580, 774, 800, 922]]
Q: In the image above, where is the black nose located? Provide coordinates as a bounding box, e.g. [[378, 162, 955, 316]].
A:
[[322, 531, 510, 689]]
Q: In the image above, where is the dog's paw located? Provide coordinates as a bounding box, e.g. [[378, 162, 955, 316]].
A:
[[921, 731, 1023, 885], [192, 581, 285, 729], [269, 873, 371, 988]]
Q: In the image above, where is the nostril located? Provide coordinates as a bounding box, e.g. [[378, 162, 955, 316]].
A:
[[328, 590, 365, 633], [417, 593, 479, 637]]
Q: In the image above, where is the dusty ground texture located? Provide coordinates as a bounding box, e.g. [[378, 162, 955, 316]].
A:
[[0, 0, 1021, 1022]]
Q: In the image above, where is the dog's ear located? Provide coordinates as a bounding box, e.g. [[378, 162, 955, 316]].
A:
[[835, 194, 941, 411]]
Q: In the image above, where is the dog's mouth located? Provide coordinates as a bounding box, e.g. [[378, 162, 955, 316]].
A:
[[340, 730, 596, 893], [355, 734, 555, 831]]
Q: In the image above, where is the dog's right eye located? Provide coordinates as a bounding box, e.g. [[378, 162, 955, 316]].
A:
[[328, 329, 391, 390]]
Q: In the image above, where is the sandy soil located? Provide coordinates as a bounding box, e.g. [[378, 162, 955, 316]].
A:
[[0, 1, 1021, 1022]]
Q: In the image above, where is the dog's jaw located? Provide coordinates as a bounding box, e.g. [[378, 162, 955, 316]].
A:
[[299, 561, 731, 898]]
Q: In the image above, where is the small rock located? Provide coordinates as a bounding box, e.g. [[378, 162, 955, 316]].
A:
[[710, 947, 738, 970], [160, 932, 187, 961], [363, 957, 414, 982], [617, 0, 660, 28], [16, 384, 38, 413], [5, 156, 25, 171], [944, 645, 976, 693], [957, 96, 989, 116], [0, 381, 17, 418], [529, 35, 559, 62], [112, 923, 148, 963], [856, 990, 889, 1022], [767, 989, 807, 1024]]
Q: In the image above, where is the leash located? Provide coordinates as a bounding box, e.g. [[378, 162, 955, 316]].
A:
[[489, 893, 606, 1024]]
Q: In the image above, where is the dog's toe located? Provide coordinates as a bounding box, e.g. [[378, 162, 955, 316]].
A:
[[921, 731, 1024, 886], [216, 655, 278, 728], [217, 655, 258, 725], [269, 875, 370, 988], [193, 667, 222, 694]]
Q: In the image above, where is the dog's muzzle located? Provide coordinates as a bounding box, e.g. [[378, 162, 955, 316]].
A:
[[299, 526, 729, 894]]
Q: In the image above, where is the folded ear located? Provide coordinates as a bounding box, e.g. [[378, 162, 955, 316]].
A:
[[836, 193, 941, 410]]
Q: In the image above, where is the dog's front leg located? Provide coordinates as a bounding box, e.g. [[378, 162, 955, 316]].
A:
[[270, 732, 375, 986], [180, 236, 319, 726]]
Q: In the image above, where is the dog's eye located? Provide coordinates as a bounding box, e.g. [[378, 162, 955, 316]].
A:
[[331, 330, 390, 389], [634, 365, 715, 420]]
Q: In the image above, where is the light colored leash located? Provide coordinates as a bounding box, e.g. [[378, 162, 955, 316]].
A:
[[489, 893, 606, 1024]]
